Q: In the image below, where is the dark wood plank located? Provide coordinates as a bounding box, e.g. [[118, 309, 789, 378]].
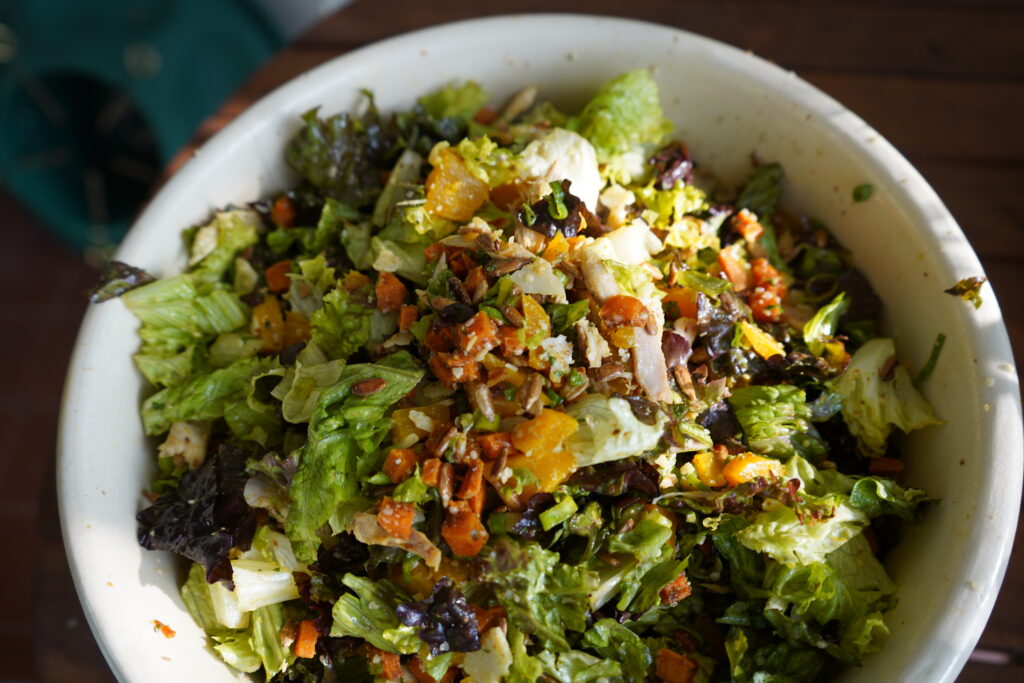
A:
[[301, 0, 1024, 79]]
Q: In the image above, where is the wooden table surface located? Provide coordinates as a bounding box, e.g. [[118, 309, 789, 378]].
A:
[[12, 1, 1024, 681]]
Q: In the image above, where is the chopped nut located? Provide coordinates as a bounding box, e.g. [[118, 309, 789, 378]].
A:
[[352, 378, 387, 396]]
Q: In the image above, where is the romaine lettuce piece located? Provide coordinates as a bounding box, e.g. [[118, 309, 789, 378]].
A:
[[285, 360, 423, 562], [728, 385, 826, 460], [736, 496, 868, 566], [831, 338, 942, 456], [141, 356, 278, 436], [480, 539, 596, 651], [565, 394, 665, 467], [568, 70, 673, 164], [269, 343, 346, 423], [310, 285, 373, 361], [187, 209, 260, 284], [329, 574, 419, 654], [536, 649, 623, 683], [580, 619, 652, 683], [849, 476, 929, 521], [229, 558, 299, 612], [123, 275, 250, 386], [418, 81, 489, 122], [803, 293, 849, 356]]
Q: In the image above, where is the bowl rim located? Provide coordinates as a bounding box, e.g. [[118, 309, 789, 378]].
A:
[[58, 12, 1022, 682]]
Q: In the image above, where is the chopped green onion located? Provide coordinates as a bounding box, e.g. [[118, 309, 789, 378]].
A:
[[473, 411, 502, 432], [480, 305, 507, 323], [539, 494, 578, 531], [567, 369, 587, 387], [547, 181, 569, 220], [543, 387, 564, 406], [914, 333, 946, 385], [522, 204, 537, 226]]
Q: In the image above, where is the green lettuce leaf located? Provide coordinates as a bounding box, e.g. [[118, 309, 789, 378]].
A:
[[831, 337, 943, 456], [849, 477, 929, 521], [329, 574, 419, 653], [481, 539, 596, 651], [536, 649, 623, 683], [568, 69, 673, 162], [507, 627, 544, 683], [122, 275, 250, 387], [581, 619, 652, 682], [803, 293, 849, 356], [187, 209, 260, 284], [737, 497, 868, 566], [141, 356, 278, 437], [285, 360, 423, 561], [728, 385, 826, 460], [565, 394, 665, 468], [270, 343, 346, 423], [310, 285, 373, 361], [418, 81, 489, 123]]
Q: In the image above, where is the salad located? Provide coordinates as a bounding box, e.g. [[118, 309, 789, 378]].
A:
[[94, 70, 944, 682]]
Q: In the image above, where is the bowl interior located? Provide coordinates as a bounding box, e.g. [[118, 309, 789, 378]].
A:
[[58, 14, 1021, 683]]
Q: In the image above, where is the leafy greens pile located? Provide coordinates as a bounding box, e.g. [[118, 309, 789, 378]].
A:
[[97, 70, 944, 682]]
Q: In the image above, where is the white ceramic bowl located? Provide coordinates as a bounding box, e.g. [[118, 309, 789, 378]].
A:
[[58, 14, 1022, 682]]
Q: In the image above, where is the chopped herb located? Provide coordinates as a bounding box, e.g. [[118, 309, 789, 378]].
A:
[[944, 276, 986, 309], [852, 183, 874, 202]]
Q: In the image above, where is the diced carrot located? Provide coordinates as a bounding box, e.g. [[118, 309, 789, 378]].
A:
[[344, 270, 372, 291], [366, 646, 402, 681], [749, 287, 783, 324], [293, 619, 318, 658], [717, 247, 750, 292], [464, 266, 486, 294], [750, 257, 786, 295], [498, 326, 525, 356], [459, 311, 500, 358], [473, 106, 498, 125], [466, 486, 486, 515], [655, 648, 699, 683], [470, 605, 507, 633], [398, 304, 419, 331], [733, 208, 764, 242], [723, 453, 778, 488], [377, 497, 415, 539], [383, 449, 418, 484], [270, 196, 295, 228], [457, 459, 485, 501], [424, 242, 447, 263], [599, 294, 650, 328], [422, 458, 442, 487], [442, 500, 490, 557], [662, 287, 698, 319], [265, 259, 293, 293], [424, 324, 457, 353], [429, 352, 481, 388], [375, 272, 408, 313], [251, 295, 285, 353], [283, 310, 311, 347], [152, 620, 175, 639], [450, 251, 477, 278], [425, 147, 489, 221], [659, 572, 693, 605], [868, 457, 904, 478], [478, 432, 516, 461], [542, 232, 569, 262]]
